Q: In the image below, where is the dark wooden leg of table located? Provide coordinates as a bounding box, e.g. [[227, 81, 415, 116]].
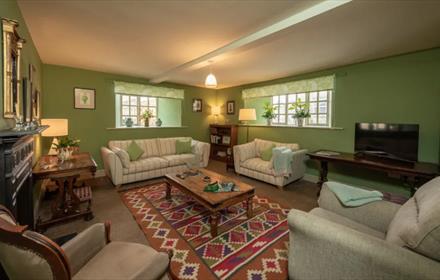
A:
[[246, 197, 254, 219], [165, 181, 172, 200], [210, 212, 220, 237], [51, 178, 67, 217], [317, 160, 328, 197]]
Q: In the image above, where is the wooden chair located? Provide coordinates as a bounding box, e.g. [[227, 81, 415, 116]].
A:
[[0, 205, 174, 279]]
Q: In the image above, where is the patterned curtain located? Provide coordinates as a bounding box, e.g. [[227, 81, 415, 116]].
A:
[[114, 81, 184, 99], [242, 75, 334, 99]]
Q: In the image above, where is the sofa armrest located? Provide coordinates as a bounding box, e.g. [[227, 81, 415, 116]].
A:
[[288, 209, 440, 280], [100, 147, 123, 186], [289, 149, 307, 178], [318, 183, 401, 232], [233, 142, 256, 173], [192, 140, 210, 167], [62, 223, 109, 276]]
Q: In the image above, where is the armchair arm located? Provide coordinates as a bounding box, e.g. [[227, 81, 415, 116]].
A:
[[288, 209, 440, 280], [100, 147, 123, 186], [233, 142, 256, 173], [318, 183, 401, 233], [192, 140, 210, 167], [62, 222, 110, 276]]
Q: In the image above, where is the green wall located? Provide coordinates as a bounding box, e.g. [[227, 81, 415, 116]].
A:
[[42, 64, 216, 168], [217, 48, 440, 195]]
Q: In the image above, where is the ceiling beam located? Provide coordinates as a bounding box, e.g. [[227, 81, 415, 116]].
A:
[[150, 0, 352, 84]]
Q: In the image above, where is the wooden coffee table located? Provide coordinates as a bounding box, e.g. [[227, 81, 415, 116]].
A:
[[165, 169, 255, 237]]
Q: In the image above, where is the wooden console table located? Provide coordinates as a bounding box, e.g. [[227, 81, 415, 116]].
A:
[[33, 152, 97, 231], [308, 150, 440, 196]]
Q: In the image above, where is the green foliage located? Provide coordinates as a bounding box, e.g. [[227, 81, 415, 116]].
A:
[[288, 98, 311, 118], [142, 109, 154, 119], [261, 102, 277, 120], [53, 137, 80, 149]]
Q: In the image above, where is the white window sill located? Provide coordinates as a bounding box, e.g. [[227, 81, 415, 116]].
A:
[[107, 126, 188, 130], [237, 124, 343, 130]]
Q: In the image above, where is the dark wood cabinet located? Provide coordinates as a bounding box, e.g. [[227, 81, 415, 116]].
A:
[[209, 124, 238, 167]]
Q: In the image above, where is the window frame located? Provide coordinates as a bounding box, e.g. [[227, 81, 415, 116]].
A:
[[118, 93, 158, 127], [271, 89, 333, 127]]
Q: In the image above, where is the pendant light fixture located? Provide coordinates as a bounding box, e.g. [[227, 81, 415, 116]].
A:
[[205, 60, 217, 88]]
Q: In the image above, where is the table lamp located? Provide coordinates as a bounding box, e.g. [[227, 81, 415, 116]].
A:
[[41, 119, 68, 155], [212, 106, 221, 124], [238, 108, 256, 142]]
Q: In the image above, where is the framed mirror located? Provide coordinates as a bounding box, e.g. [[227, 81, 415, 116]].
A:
[[2, 18, 25, 118]]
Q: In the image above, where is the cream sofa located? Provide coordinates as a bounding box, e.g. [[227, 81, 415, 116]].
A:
[[101, 137, 210, 186], [233, 138, 307, 188]]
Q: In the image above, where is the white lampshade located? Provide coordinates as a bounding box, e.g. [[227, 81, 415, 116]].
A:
[[205, 73, 217, 88], [41, 119, 68, 137], [239, 108, 257, 121], [212, 106, 221, 115]]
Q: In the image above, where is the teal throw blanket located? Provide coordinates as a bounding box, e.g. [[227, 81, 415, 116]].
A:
[[327, 181, 383, 207], [273, 147, 293, 176]]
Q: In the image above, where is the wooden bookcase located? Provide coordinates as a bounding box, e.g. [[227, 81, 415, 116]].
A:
[[209, 124, 238, 163]]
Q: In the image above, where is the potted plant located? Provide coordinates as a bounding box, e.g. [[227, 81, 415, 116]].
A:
[[261, 102, 277, 125], [142, 109, 154, 127], [288, 98, 311, 127], [53, 136, 80, 162]]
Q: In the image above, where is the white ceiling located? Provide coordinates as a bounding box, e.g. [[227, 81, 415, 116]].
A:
[[18, 0, 440, 89]]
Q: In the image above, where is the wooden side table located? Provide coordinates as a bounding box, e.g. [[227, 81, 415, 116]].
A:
[[33, 152, 97, 232]]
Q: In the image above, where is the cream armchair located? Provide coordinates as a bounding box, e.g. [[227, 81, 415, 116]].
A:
[[288, 178, 440, 280], [233, 138, 307, 188], [101, 137, 210, 187], [0, 205, 172, 280]]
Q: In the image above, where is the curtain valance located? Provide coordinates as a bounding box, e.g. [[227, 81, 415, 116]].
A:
[[114, 81, 184, 99], [242, 75, 334, 99]]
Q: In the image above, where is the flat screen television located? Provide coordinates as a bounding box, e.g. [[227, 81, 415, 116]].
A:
[[355, 122, 419, 162]]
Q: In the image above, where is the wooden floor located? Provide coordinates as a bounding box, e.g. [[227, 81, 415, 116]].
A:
[[42, 160, 319, 243]]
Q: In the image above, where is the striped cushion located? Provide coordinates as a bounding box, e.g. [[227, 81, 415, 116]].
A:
[[123, 157, 168, 175], [255, 138, 299, 157], [162, 154, 195, 167], [109, 139, 160, 158], [241, 158, 274, 175], [158, 137, 191, 156]]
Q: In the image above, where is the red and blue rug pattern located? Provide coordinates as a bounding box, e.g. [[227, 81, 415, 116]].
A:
[[121, 183, 290, 280]]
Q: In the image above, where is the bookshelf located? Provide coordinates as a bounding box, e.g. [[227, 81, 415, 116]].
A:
[[209, 124, 238, 163]]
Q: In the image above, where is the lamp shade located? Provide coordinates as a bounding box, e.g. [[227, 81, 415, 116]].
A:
[[238, 108, 256, 121], [212, 106, 221, 115], [41, 119, 68, 137], [205, 73, 217, 88]]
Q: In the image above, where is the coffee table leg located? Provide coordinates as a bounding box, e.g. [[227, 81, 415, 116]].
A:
[[247, 197, 254, 218], [165, 182, 171, 200], [210, 212, 220, 237]]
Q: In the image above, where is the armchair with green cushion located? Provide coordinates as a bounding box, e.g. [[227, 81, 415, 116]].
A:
[[0, 205, 173, 280], [288, 178, 440, 280]]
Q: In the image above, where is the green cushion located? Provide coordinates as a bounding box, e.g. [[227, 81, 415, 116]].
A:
[[176, 139, 192, 154], [261, 144, 275, 161], [126, 141, 143, 161]]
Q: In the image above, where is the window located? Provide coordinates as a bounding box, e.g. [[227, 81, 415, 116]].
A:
[[118, 94, 157, 126], [272, 90, 332, 127]]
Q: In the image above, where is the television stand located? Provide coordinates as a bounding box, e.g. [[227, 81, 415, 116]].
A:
[[308, 150, 440, 196]]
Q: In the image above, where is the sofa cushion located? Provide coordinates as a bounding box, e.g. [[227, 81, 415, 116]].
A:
[[108, 139, 160, 159], [123, 157, 168, 175], [127, 141, 143, 161], [261, 144, 275, 161], [176, 139, 192, 154], [111, 147, 130, 168], [158, 137, 191, 156], [310, 208, 385, 240], [386, 177, 440, 261], [241, 158, 274, 175], [255, 138, 299, 157], [162, 154, 195, 167], [73, 241, 169, 280]]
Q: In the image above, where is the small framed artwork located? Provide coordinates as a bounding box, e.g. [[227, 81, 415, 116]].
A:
[[31, 89, 40, 120], [222, 136, 231, 145], [74, 87, 96, 110], [227, 100, 235, 115], [192, 98, 202, 112]]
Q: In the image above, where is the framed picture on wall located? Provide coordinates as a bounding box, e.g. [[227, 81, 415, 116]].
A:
[[31, 89, 40, 120], [226, 100, 235, 115], [74, 87, 96, 110], [192, 98, 202, 112]]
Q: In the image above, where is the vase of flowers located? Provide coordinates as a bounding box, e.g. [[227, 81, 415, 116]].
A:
[[53, 137, 80, 162], [288, 98, 311, 127], [261, 102, 277, 126], [142, 109, 154, 127]]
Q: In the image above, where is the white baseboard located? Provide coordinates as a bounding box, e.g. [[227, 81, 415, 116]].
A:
[[303, 173, 319, 183]]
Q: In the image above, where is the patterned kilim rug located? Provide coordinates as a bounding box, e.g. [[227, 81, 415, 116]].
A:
[[120, 183, 290, 280]]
